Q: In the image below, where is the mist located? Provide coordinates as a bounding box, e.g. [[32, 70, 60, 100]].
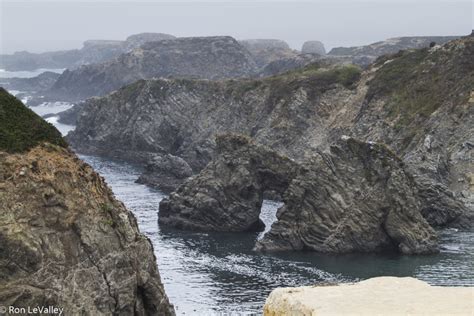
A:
[[0, 0, 472, 54]]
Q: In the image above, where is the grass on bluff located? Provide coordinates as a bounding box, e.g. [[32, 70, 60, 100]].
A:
[[0, 88, 67, 153]]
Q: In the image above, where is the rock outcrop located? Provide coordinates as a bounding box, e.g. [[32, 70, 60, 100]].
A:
[[263, 277, 474, 316], [0, 32, 175, 71], [48, 36, 258, 101], [328, 35, 460, 66], [301, 41, 326, 55], [160, 134, 438, 254], [0, 90, 174, 315], [256, 137, 438, 254], [158, 134, 298, 231]]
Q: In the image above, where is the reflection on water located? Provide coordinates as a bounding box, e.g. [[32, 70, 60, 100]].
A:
[[79, 154, 474, 315]]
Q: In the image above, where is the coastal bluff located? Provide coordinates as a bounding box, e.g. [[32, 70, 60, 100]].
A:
[[263, 277, 473, 316]]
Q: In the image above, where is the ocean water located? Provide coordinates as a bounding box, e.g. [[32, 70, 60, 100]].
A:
[[9, 69, 474, 315], [0, 68, 64, 78], [79, 154, 474, 315]]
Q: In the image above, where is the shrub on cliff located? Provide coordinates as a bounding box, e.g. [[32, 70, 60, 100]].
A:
[[0, 88, 67, 153]]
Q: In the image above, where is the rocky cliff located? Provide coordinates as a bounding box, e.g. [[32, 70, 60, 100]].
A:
[[0, 90, 174, 315], [67, 61, 361, 169], [68, 34, 473, 227], [328, 35, 461, 66], [47, 36, 258, 101], [0, 32, 175, 71]]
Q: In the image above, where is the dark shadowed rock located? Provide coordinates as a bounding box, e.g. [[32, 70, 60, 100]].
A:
[[158, 134, 299, 232], [301, 41, 326, 55], [136, 154, 193, 193]]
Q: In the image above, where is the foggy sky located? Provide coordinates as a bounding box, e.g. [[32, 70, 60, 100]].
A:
[[0, 0, 472, 54]]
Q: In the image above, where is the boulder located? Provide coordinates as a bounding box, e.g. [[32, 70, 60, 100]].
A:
[[263, 277, 474, 316]]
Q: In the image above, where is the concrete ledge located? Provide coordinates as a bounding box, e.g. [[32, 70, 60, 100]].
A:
[[263, 277, 473, 315]]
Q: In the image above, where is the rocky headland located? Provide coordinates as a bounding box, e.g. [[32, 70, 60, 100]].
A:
[[0, 32, 176, 71], [0, 89, 174, 314], [47, 36, 259, 101]]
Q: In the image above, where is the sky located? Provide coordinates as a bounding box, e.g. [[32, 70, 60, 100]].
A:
[[0, 0, 472, 54]]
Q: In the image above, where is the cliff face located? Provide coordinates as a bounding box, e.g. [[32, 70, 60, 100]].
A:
[[0, 90, 174, 315], [48, 36, 258, 101], [0, 32, 176, 71], [67, 62, 361, 170]]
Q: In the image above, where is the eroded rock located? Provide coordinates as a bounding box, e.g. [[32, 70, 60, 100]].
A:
[[256, 137, 438, 254], [158, 134, 298, 231]]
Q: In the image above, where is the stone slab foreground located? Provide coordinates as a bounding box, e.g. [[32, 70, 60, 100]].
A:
[[263, 277, 473, 315]]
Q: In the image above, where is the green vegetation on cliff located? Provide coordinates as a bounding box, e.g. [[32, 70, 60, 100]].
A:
[[368, 38, 474, 126], [0, 88, 67, 153]]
